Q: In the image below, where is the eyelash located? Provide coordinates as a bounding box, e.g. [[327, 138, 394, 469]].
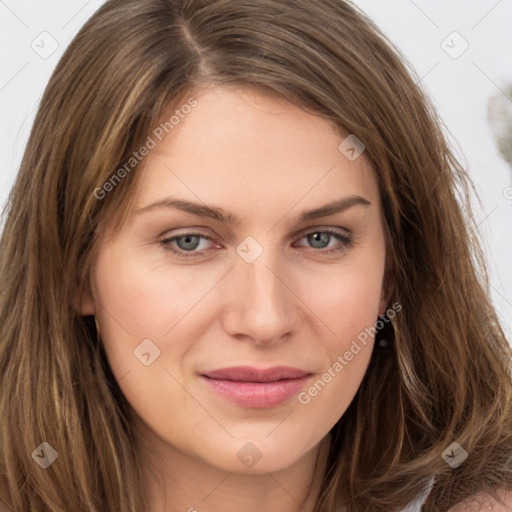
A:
[[159, 229, 354, 259]]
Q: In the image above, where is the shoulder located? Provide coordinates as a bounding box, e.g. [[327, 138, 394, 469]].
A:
[[448, 489, 512, 511]]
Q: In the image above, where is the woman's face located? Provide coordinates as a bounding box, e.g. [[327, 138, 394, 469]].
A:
[[82, 86, 392, 474]]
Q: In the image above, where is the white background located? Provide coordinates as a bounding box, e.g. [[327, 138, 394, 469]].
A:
[[1, 0, 511, 338]]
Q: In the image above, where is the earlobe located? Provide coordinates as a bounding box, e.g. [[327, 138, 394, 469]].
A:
[[77, 277, 96, 316], [80, 289, 96, 316]]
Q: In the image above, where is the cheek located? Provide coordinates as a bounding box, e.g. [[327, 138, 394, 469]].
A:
[[295, 275, 381, 429], [92, 243, 222, 340], [299, 250, 384, 396], [90, 247, 214, 438], [304, 252, 386, 350], [90, 243, 226, 402]]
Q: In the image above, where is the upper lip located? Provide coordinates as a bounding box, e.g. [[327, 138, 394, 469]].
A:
[[201, 366, 311, 383]]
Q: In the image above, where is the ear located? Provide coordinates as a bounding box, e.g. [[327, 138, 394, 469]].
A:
[[77, 273, 96, 316], [378, 255, 395, 316]]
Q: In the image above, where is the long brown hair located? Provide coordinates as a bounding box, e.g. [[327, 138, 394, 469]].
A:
[[1, 1, 511, 510]]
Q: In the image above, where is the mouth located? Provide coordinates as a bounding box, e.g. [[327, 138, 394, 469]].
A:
[[200, 366, 312, 408]]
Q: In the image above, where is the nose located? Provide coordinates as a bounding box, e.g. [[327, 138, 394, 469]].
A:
[[221, 246, 299, 346]]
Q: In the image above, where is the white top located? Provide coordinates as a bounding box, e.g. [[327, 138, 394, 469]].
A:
[[400, 476, 435, 511]]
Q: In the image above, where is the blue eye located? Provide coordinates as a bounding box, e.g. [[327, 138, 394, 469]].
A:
[[296, 230, 353, 252], [160, 233, 214, 257], [160, 229, 353, 258]]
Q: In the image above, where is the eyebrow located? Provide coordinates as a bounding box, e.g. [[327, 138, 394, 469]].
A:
[[134, 195, 371, 225]]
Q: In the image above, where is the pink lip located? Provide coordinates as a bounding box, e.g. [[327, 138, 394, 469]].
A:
[[200, 366, 311, 408]]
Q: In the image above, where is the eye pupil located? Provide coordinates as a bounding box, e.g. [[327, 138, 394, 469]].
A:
[[177, 235, 201, 251], [308, 232, 330, 249]]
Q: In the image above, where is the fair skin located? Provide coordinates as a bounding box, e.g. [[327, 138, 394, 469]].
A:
[[80, 85, 511, 511], [82, 85, 391, 511]]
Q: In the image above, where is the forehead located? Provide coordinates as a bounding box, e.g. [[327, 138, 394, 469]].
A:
[[131, 86, 380, 223]]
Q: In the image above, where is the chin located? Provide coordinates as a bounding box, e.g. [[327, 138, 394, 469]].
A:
[[192, 434, 316, 475]]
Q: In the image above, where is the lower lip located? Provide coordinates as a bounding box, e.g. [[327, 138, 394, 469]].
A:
[[201, 376, 310, 408]]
